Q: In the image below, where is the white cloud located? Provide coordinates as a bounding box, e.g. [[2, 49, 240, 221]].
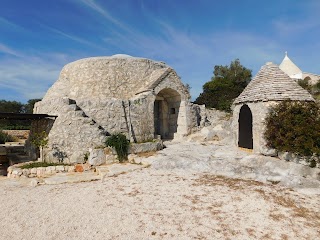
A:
[[0, 43, 22, 57], [78, 0, 131, 32], [0, 53, 68, 101]]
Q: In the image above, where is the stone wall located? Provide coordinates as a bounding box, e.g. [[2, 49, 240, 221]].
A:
[[232, 101, 278, 155], [2, 130, 29, 139], [34, 55, 199, 163]]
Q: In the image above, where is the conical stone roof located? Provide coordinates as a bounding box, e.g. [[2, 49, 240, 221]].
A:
[[234, 62, 314, 104], [279, 52, 302, 77]]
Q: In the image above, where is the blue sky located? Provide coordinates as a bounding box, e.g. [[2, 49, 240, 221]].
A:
[[0, 0, 319, 102]]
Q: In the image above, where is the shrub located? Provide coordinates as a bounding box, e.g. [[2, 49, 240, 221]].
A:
[[0, 130, 16, 144], [105, 133, 130, 162], [264, 100, 320, 158], [30, 131, 48, 162]]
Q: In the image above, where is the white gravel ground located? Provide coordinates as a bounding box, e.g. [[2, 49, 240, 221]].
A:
[[0, 141, 319, 239]]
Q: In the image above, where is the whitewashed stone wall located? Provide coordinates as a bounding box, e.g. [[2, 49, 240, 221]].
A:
[[232, 101, 278, 155]]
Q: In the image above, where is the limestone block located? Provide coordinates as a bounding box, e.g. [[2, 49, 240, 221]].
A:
[[260, 146, 277, 157], [30, 168, 37, 175], [278, 152, 292, 161], [128, 154, 137, 163], [30, 179, 39, 187], [200, 127, 218, 141], [88, 149, 106, 166], [36, 167, 46, 177], [70, 151, 85, 164], [106, 154, 117, 164], [7, 166, 13, 174], [49, 166, 56, 172], [45, 167, 52, 175], [56, 166, 65, 172], [129, 141, 163, 154], [22, 169, 30, 177], [67, 165, 75, 172]]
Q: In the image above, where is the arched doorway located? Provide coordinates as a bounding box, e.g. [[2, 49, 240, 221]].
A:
[[154, 88, 181, 139], [238, 104, 253, 149]]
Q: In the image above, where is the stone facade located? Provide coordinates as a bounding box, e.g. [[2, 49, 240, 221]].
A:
[[34, 55, 200, 163], [232, 101, 278, 155], [233, 62, 314, 155]]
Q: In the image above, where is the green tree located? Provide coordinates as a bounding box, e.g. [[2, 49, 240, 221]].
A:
[[0, 100, 24, 113], [22, 98, 42, 113], [0, 99, 42, 129], [195, 59, 252, 112]]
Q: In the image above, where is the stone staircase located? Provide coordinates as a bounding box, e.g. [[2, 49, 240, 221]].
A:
[[67, 99, 109, 135]]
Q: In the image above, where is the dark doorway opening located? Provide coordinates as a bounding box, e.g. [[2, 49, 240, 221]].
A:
[[238, 104, 253, 149], [154, 88, 181, 139]]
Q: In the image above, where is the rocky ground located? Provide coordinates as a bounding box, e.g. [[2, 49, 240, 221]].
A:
[[0, 140, 319, 239]]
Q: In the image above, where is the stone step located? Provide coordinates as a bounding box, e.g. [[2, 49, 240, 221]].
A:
[[43, 172, 100, 185]]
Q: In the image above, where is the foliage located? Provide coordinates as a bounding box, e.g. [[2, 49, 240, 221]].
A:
[[20, 162, 70, 169], [105, 133, 130, 162], [0, 130, 16, 144], [264, 100, 320, 158], [23, 99, 42, 113], [298, 79, 320, 100], [195, 59, 252, 112], [0, 98, 41, 130], [30, 131, 49, 162], [83, 152, 89, 162]]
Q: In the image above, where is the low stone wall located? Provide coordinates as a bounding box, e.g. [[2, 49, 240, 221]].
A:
[[2, 130, 30, 139], [7, 162, 92, 178]]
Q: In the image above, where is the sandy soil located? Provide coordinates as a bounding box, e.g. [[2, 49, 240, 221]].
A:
[[0, 168, 319, 240], [0, 141, 319, 239]]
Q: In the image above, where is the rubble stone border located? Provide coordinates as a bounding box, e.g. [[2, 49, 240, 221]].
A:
[[7, 161, 92, 178]]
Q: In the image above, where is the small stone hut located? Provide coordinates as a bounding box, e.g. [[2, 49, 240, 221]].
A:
[[34, 55, 200, 163], [232, 62, 314, 155]]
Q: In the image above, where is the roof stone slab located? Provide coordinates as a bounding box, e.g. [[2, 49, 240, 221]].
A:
[[234, 62, 314, 104]]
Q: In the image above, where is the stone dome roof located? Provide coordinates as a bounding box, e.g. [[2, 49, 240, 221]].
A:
[[279, 52, 302, 78], [234, 62, 314, 104], [43, 55, 174, 101]]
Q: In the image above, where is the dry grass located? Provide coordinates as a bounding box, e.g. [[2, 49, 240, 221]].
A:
[[194, 174, 320, 229], [193, 174, 264, 190]]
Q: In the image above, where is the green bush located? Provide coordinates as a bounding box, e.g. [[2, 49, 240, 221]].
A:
[[264, 100, 320, 158], [105, 133, 130, 162], [0, 130, 16, 144]]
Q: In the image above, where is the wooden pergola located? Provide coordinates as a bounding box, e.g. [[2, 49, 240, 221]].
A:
[[0, 112, 57, 120]]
